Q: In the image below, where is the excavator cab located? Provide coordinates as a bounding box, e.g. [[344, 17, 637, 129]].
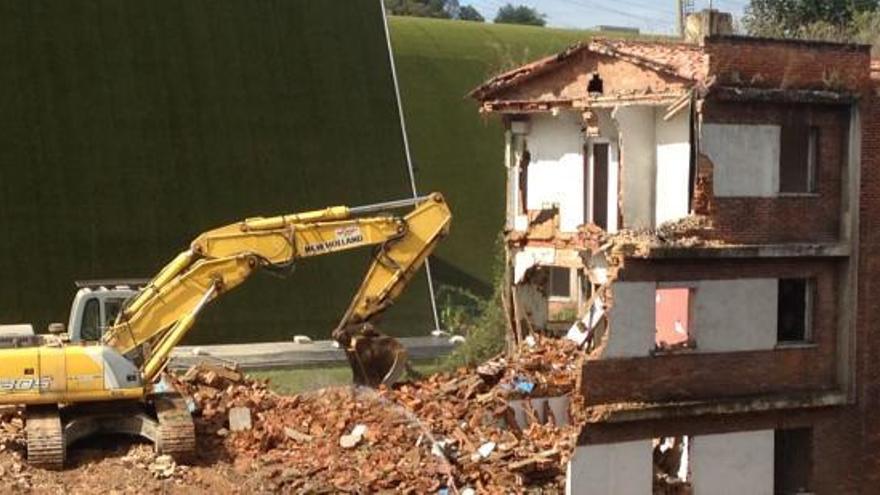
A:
[[64, 279, 148, 342]]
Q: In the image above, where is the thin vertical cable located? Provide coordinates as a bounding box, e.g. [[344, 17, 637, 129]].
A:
[[379, 1, 442, 332]]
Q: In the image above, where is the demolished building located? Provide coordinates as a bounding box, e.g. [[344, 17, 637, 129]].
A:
[[471, 12, 880, 494]]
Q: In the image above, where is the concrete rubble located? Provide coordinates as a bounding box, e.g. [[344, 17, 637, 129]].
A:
[[169, 335, 585, 493], [0, 336, 585, 492], [0, 336, 584, 494]]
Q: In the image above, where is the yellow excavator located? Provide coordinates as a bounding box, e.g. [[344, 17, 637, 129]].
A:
[[0, 193, 451, 468]]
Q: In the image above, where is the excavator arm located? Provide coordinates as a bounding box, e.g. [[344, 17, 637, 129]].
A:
[[101, 193, 451, 386]]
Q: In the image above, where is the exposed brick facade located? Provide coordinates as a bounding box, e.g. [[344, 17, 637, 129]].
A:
[[699, 102, 849, 244], [704, 36, 870, 92], [587, 38, 874, 492], [579, 407, 861, 494], [586, 39, 875, 491], [475, 33, 880, 492], [583, 258, 842, 405]]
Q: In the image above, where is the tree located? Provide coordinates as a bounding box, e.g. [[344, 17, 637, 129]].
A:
[[384, 0, 459, 19], [493, 3, 546, 27], [743, 0, 879, 38], [458, 5, 485, 22]]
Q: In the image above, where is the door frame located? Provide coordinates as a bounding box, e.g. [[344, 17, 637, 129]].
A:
[[585, 138, 619, 232]]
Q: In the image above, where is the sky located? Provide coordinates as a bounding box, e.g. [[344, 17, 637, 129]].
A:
[[466, 0, 749, 34]]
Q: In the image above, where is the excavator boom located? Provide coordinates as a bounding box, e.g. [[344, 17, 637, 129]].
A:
[[102, 193, 452, 385], [0, 192, 450, 469], [0, 189, 452, 468]]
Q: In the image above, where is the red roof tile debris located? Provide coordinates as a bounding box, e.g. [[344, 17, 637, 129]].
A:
[[591, 38, 706, 81], [470, 38, 706, 100]]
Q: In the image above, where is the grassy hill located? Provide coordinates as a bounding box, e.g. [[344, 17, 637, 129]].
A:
[[0, 0, 422, 343], [0, 5, 593, 344], [389, 17, 591, 294]]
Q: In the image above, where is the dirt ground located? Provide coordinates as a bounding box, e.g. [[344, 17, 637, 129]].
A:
[[0, 430, 279, 494], [0, 336, 584, 494]]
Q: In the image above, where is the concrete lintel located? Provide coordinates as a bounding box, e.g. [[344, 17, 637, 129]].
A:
[[705, 85, 860, 105], [584, 390, 847, 424], [623, 242, 850, 259]]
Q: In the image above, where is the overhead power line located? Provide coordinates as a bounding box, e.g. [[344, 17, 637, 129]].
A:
[[557, 0, 676, 27]]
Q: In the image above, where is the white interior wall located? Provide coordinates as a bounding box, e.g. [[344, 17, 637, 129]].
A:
[[527, 112, 584, 232], [614, 106, 656, 230], [605, 281, 656, 358], [606, 278, 778, 358], [702, 123, 780, 197], [693, 278, 778, 352], [566, 440, 653, 495], [691, 430, 774, 495], [655, 110, 691, 225], [516, 282, 549, 329], [507, 130, 526, 231]]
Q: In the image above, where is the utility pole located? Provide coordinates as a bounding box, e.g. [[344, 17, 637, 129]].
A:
[[677, 0, 695, 38], [677, 0, 683, 37]]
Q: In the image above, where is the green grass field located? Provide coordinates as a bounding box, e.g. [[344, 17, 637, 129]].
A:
[[0, 0, 426, 343], [250, 359, 444, 395], [0, 5, 594, 343], [390, 17, 592, 294]]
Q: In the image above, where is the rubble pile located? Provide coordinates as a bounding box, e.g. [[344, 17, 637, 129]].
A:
[[381, 336, 584, 491], [175, 335, 585, 493], [575, 214, 719, 257]]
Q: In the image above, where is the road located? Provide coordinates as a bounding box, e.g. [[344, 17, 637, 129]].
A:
[[170, 336, 458, 370]]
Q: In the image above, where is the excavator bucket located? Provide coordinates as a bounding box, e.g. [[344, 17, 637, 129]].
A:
[[342, 326, 408, 387]]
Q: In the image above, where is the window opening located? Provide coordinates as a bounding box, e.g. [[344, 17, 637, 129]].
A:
[[777, 278, 813, 343], [775, 428, 812, 495], [655, 287, 692, 351], [80, 298, 101, 341]]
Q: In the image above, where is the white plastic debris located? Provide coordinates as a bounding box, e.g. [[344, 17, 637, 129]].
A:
[[431, 329, 450, 337], [293, 335, 313, 344], [566, 322, 590, 347], [524, 335, 537, 347], [567, 296, 605, 346], [431, 439, 452, 458], [449, 335, 466, 344], [339, 424, 368, 449], [461, 488, 476, 495], [478, 441, 496, 458]]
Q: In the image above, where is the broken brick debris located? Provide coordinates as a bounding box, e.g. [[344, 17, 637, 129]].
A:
[[0, 337, 584, 492], [169, 335, 586, 492]]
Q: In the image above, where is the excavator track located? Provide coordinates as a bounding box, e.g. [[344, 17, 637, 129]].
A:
[[154, 395, 196, 461], [26, 405, 64, 469]]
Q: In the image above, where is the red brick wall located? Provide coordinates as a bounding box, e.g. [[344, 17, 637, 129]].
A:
[[571, 42, 880, 492], [577, 92, 880, 493], [578, 407, 861, 494], [850, 89, 880, 489], [698, 101, 849, 244], [704, 36, 870, 91], [582, 347, 835, 404], [583, 258, 841, 405]]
